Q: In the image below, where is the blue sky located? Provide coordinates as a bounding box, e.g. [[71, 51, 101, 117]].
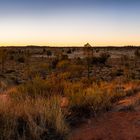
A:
[[0, 0, 140, 46]]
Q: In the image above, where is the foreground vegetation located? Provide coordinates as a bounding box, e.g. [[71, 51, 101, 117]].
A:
[[1, 76, 140, 140], [0, 46, 140, 140]]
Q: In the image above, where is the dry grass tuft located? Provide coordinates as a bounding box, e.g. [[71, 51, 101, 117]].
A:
[[0, 95, 69, 140]]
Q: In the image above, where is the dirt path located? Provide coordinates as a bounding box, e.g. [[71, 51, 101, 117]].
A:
[[70, 111, 140, 140], [70, 88, 140, 140]]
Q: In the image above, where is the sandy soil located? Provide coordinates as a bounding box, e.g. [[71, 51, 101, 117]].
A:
[[70, 111, 140, 140], [70, 86, 140, 140]]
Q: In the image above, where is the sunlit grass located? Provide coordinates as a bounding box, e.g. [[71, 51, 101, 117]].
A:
[[0, 95, 69, 140]]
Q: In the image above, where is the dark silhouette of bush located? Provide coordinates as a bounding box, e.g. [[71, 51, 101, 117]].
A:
[[17, 56, 25, 63], [99, 52, 110, 64], [46, 50, 52, 56], [67, 49, 72, 54], [50, 58, 59, 69], [60, 54, 68, 60], [92, 52, 110, 65]]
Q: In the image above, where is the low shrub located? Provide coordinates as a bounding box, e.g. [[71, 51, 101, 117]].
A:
[[68, 84, 112, 118], [17, 56, 25, 63], [0, 96, 69, 140], [92, 52, 110, 65], [57, 60, 70, 71], [11, 76, 69, 99]]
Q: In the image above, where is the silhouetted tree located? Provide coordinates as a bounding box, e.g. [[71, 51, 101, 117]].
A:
[[84, 43, 93, 79]]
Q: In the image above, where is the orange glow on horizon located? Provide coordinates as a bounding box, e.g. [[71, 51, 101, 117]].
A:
[[0, 41, 140, 47]]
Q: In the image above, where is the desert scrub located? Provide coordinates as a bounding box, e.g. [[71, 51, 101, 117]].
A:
[[0, 96, 69, 140], [12, 76, 67, 99], [66, 83, 113, 118], [56, 60, 70, 71], [110, 80, 140, 102], [11, 76, 48, 99], [25, 63, 51, 79], [64, 82, 85, 97]]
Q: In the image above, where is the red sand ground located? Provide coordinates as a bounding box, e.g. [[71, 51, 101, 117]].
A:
[[70, 111, 140, 140], [70, 89, 140, 140]]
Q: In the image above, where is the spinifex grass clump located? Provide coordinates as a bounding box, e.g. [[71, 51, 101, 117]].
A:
[[11, 76, 67, 99], [0, 96, 69, 140], [66, 83, 113, 118]]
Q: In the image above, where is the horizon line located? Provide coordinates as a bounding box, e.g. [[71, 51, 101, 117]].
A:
[[0, 45, 140, 48]]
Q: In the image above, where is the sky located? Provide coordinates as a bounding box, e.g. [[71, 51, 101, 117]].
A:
[[0, 0, 140, 46]]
